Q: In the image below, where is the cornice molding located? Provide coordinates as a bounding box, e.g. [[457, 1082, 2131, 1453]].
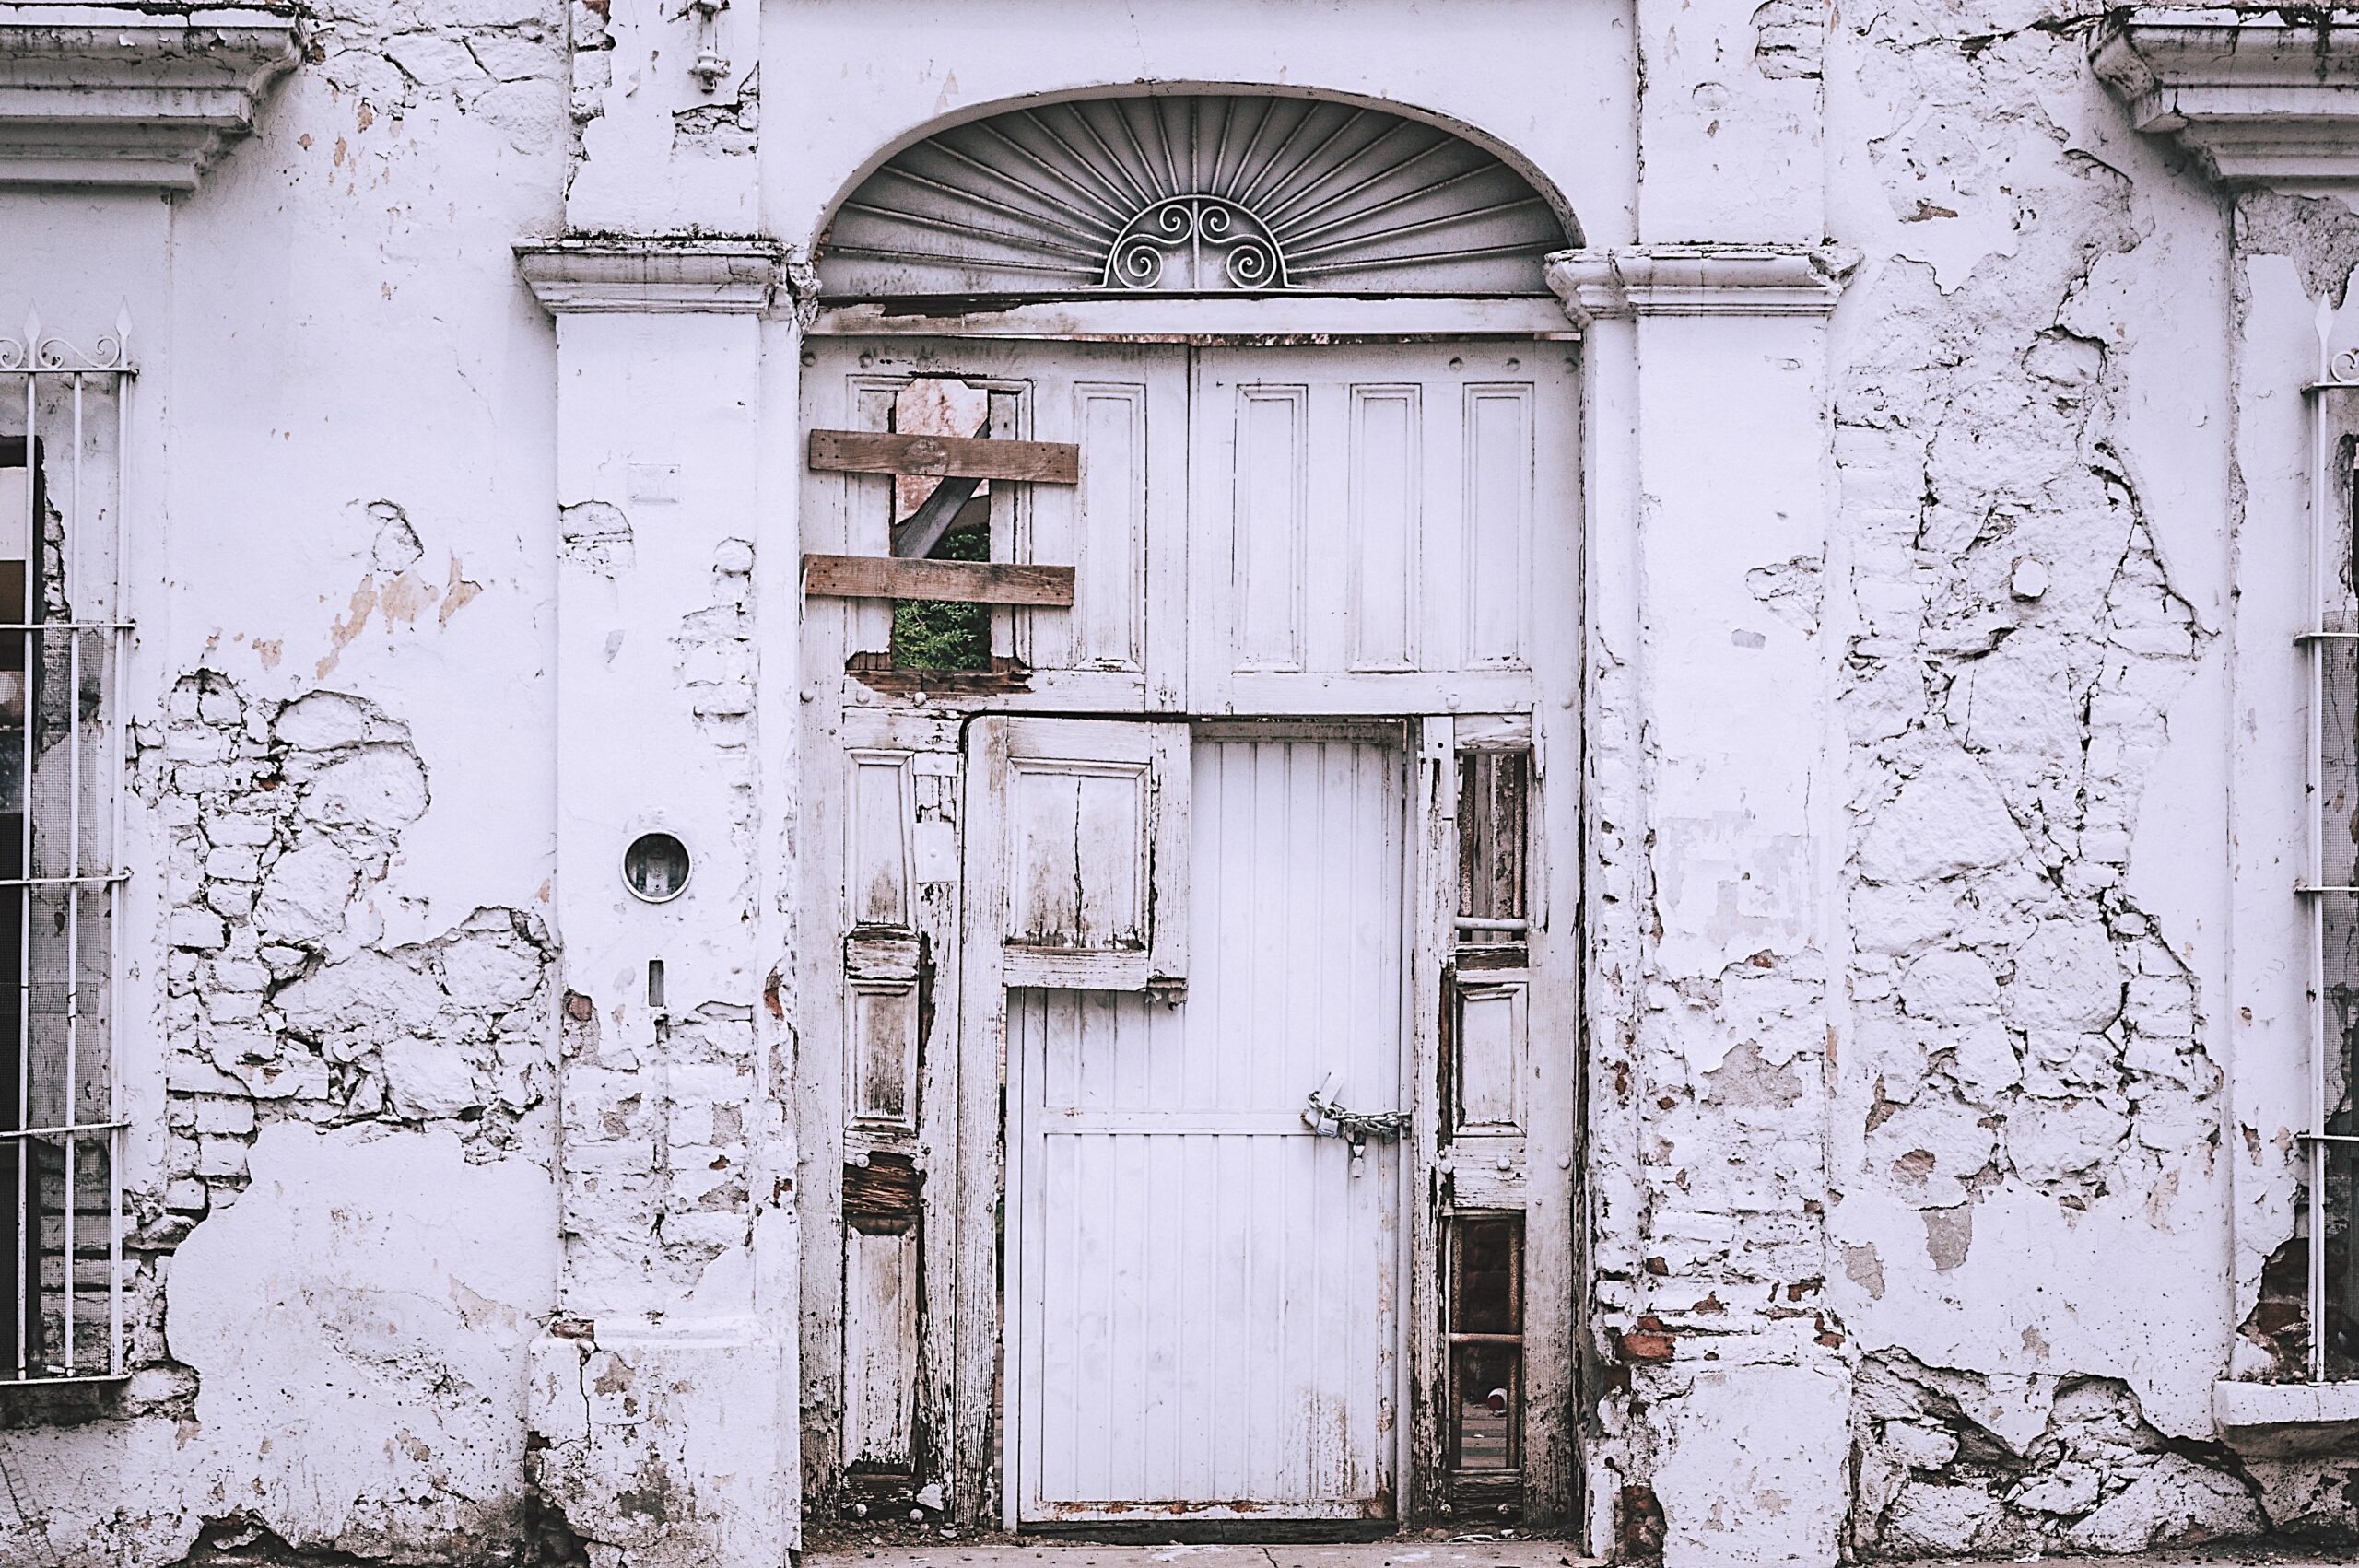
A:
[[0, 3, 299, 189], [2091, 8, 2359, 189], [1544, 245, 1859, 325], [515, 237, 788, 315]]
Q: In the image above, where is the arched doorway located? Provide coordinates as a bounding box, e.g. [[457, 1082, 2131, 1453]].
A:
[[794, 89, 1584, 1536], [817, 93, 1575, 298]]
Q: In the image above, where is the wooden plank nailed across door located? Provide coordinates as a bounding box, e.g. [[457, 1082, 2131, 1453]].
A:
[[804, 555, 1077, 606], [809, 428, 1082, 484]]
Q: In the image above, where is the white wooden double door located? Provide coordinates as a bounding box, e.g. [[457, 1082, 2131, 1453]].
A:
[[807, 333, 1573, 1524], [1002, 726, 1407, 1522]]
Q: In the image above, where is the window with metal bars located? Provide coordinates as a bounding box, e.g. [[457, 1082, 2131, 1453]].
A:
[[0, 314, 132, 1385], [1446, 1214, 1523, 1474], [1456, 749, 1529, 955]]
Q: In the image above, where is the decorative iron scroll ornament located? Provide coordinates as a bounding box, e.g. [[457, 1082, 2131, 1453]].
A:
[[0, 308, 133, 373], [1106, 195, 1288, 290], [819, 94, 1571, 299]]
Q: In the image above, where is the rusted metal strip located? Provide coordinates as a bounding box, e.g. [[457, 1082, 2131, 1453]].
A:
[[803, 554, 1076, 606], [807, 428, 1080, 483]]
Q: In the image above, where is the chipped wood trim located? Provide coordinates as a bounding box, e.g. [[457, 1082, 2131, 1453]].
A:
[[957, 715, 1013, 1530], [1409, 714, 1456, 1518]]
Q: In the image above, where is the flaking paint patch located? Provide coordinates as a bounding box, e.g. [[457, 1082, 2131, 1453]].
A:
[[440, 554, 484, 626], [1848, 1352, 2263, 1556], [318, 579, 378, 678]]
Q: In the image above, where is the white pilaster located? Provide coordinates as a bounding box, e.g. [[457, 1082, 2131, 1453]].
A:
[[1556, 245, 1855, 1568], [518, 239, 801, 1568]]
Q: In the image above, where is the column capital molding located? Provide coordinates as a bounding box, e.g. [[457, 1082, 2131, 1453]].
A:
[[0, 2, 300, 190], [1544, 244, 1860, 326], [2092, 8, 2359, 190], [515, 236, 790, 315]]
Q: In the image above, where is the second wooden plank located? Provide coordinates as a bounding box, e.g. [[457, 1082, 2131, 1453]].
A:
[[803, 554, 1076, 606]]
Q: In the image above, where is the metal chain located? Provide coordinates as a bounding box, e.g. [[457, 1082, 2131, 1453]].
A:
[[1302, 1085, 1408, 1144]]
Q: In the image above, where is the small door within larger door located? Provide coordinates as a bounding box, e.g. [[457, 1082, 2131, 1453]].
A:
[[1005, 727, 1406, 1521]]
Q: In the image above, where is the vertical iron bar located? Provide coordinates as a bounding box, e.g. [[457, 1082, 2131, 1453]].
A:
[[2313, 384, 2333, 1385], [59, 1133, 72, 1375], [69, 374, 80, 624], [61, 378, 80, 1377], [16, 364, 32, 1379], [107, 360, 127, 1376], [61, 634, 79, 1374], [65, 632, 78, 1054], [106, 364, 125, 1375]]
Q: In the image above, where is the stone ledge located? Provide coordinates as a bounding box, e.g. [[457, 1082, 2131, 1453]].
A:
[[2213, 1377, 2359, 1455], [1543, 244, 1860, 324], [2092, 8, 2359, 189], [516, 236, 787, 315], [0, 2, 299, 189]]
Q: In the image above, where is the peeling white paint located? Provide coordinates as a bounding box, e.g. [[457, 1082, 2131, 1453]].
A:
[[2, 0, 2358, 1563]]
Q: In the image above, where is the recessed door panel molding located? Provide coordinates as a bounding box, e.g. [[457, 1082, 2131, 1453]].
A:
[[1461, 383, 1535, 668], [971, 715, 1190, 992], [1455, 978, 1528, 1132], [1232, 385, 1309, 673], [846, 978, 920, 1133], [846, 749, 916, 930], [1349, 383, 1423, 672], [843, 1225, 920, 1469], [1061, 381, 1149, 671], [1191, 343, 1573, 713]]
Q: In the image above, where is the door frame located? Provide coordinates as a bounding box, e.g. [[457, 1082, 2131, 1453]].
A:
[[793, 325, 1586, 1534]]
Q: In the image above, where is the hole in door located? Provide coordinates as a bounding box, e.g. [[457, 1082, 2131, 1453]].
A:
[[889, 378, 997, 671]]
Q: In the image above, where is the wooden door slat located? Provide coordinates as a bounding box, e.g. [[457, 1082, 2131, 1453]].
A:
[[809, 428, 1081, 483], [803, 554, 1077, 606]]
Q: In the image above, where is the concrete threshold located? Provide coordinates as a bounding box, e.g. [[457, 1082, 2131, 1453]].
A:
[[804, 1546, 1600, 1568], [1882, 1557, 2350, 1568], [808, 1549, 2354, 1568]]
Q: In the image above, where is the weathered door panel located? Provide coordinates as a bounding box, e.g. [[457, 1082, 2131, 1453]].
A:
[[971, 716, 1188, 991], [797, 337, 1188, 715], [1186, 344, 1576, 715], [795, 699, 965, 1515], [1009, 731, 1406, 1521]]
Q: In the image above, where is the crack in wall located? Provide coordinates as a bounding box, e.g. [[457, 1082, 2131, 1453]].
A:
[[3, 671, 569, 1529], [1851, 1349, 2264, 1556], [1810, 4, 2309, 1554], [302, 0, 569, 160]]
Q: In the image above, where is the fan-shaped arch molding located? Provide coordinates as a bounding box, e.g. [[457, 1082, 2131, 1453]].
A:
[[817, 93, 1572, 300]]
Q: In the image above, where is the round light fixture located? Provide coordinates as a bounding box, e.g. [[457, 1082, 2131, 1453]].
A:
[[623, 831, 692, 903]]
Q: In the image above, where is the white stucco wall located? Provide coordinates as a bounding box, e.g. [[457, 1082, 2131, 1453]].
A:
[[0, 3, 569, 1558], [0, 0, 2352, 1565]]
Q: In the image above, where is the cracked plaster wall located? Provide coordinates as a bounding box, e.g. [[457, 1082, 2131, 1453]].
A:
[[1, 0, 570, 1548], [1579, 0, 2359, 1562], [1720, 0, 2347, 1558], [3, 661, 572, 1568], [5, 0, 2355, 1562]]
